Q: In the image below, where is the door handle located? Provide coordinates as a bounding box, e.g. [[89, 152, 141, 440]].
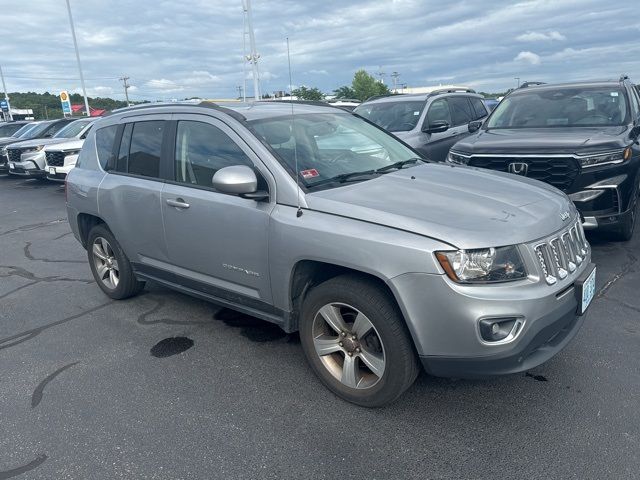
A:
[[166, 198, 190, 209]]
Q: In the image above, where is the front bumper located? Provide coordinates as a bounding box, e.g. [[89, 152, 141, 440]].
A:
[[45, 164, 74, 182], [8, 160, 46, 178], [389, 255, 592, 378]]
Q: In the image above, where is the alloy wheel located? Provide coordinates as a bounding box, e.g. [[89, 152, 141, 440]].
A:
[[312, 302, 386, 389], [92, 237, 120, 289]]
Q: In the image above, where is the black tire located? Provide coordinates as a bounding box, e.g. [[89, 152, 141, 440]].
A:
[[610, 195, 637, 242], [299, 274, 420, 407], [87, 224, 145, 300]]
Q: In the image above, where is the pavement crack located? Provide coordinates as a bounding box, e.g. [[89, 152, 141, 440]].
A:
[[600, 295, 640, 314], [0, 454, 47, 480], [0, 281, 39, 300], [23, 241, 85, 264], [597, 251, 637, 298], [0, 265, 92, 284], [0, 301, 112, 352], [0, 218, 65, 237], [31, 362, 79, 408]]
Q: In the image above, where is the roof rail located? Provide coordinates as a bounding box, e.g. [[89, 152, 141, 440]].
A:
[[518, 81, 546, 89], [261, 99, 349, 111], [427, 87, 476, 97]]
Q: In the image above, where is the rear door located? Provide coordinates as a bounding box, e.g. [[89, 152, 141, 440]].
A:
[[160, 114, 275, 306], [420, 97, 456, 162], [98, 115, 170, 265]]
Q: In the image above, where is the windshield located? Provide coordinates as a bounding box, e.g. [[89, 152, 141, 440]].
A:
[[354, 101, 425, 132], [54, 119, 92, 138], [487, 86, 629, 128], [250, 112, 421, 190], [0, 123, 26, 138], [12, 123, 38, 138], [22, 121, 55, 139]]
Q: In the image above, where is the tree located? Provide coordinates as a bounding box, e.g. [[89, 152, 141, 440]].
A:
[[291, 86, 324, 101], [351, 69, 390, 101], [333, 85, 356, 99]]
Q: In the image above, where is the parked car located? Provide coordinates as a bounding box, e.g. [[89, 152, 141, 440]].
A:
[[0, 121, 44, 174], [7, 118, 94, 178], [43, 137, 86, 182], [447, 77, 640, 240], [66, 101, 594, 406], [353, 88, 489, 162], [0, 120, 31, 139]]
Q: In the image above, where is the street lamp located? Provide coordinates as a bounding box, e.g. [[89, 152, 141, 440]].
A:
[[65, 0, 90, 116]]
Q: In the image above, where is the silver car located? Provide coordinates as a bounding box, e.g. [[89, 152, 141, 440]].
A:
[[66, 101, 595, 406]]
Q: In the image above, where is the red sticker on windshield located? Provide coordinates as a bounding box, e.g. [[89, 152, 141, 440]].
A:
[[300, 169, 319, 179]]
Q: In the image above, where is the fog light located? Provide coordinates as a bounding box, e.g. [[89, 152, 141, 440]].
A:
[[479, 317, 522, 343]]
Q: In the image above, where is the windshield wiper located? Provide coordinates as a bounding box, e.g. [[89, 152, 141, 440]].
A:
[[307, 169, 378, 188], [375, 157, 424, 173]]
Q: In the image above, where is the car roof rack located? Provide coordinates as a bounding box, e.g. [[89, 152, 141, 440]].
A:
[[518, 81, 546, 89], [427, 87, 476, 97]]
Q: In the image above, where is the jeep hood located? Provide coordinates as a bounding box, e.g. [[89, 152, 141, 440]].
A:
[[306, 163, 575, 249], [454, 126, 628, 155]]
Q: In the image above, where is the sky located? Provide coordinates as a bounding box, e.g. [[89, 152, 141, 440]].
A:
[[1, 0, 639, 101]]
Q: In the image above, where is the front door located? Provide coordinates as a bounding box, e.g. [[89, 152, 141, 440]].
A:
[[160, 115, 274, 306]]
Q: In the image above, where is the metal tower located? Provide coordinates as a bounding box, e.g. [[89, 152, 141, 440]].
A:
[[242, 0, 261, 101]]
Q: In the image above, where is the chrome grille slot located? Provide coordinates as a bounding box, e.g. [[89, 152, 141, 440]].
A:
[[535, 221, 589, 285]]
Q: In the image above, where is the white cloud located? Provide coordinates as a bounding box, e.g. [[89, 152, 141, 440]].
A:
[[516, 30, 566, 42], [145, 79, 184, 92], [308, 69, 329, 75], [514, 51, 541, 65]]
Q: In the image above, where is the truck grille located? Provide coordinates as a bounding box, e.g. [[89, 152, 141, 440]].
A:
[[7, 148, 22, 163], [46, 151, 66, 167], [467, 156, 580, 191], [534, 221, 589, 285]]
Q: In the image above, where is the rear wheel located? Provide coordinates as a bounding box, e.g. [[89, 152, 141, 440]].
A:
[[299, 274, 419, 407], [87, 224, 145, 299]]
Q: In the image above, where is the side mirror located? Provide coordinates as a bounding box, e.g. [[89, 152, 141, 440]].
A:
[[468, 120, 482, 133], [422, 120, 449, 134], [43, 133, 53, 138], [212, 165, 268, 200]]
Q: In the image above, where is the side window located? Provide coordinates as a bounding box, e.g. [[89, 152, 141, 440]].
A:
[[470, 97, 488, 120], [129, 121, 164, 178], [116, 123, 133, 172], [448, 97, 474, 126], [174, 121, 253, 188], [628, 87, 640, 119], [95, 125, 118, 168], [426, 99, 452, 128], [45, 121, 72, 138]]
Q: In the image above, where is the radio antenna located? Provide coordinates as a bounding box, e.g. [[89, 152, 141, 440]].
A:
[[287, 37, 303, 218]]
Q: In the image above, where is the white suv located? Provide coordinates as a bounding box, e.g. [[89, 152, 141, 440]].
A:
[[44, 138, 84, 182]]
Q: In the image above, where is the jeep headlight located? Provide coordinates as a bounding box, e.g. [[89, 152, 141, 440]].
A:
[[435, 246, 527, 283], [446, 151, 470, 165], [579, 147, 631, 168]]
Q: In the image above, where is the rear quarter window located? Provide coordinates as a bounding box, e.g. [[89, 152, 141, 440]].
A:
[[95, 125, 118, 169]]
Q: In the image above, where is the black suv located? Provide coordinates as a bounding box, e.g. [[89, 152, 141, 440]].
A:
[[448, 77, 640, 240]]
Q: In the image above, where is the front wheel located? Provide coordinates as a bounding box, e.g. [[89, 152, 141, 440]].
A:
[[610, 196, 637, 242], [299, 274, 419, 407]]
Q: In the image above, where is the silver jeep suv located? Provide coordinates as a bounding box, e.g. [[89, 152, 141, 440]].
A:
[[66, 101, 595, 406]]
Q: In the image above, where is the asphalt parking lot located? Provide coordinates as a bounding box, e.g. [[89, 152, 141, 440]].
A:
[[1, 175, 639, 480]]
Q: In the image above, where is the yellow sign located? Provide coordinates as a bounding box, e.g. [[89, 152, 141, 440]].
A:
[[60, 91, 69, 102]]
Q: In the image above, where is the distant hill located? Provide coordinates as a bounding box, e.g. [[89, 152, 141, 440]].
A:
[[7, 92, 130, 119]]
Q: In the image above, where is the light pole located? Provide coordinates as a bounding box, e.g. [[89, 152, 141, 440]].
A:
[[0, 65, 13, 121], [65, 0, 90, 116], [515, 77, 520, 88]]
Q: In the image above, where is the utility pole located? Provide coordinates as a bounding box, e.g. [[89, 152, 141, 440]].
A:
[[119, 75, 131, 106], [391, 71, 400, 93], [65, 0, 90, 116], [0, 65, 13, 121], [242, 0, 261, 101], [236, 85, 244, 99], [377, 67, 386, 84]]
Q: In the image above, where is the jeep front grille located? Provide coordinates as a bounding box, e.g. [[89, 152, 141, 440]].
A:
[[467, 156, 580, 192], [7, 148, 22, 163], [46, 151, 66, 167], [534, 221, 589, 285]]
